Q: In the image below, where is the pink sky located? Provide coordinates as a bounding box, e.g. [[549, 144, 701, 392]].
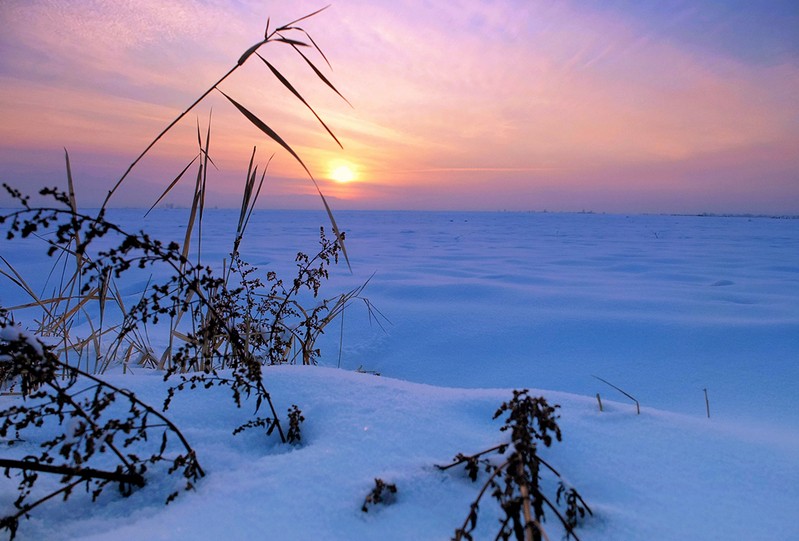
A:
[[1, 1, 797, 214]]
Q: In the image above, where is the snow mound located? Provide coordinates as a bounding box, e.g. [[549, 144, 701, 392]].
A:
[[4, 366, 797, 540]]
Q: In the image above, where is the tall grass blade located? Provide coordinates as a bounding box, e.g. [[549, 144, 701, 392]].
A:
[[2, 295, 87, 312], [64, 149, 78, 216], [104, 63, 239, 207], [299, 30, 332, 69], [275, 5, 330, 31], [0, 257, 58, 323], [239, 164, 265, 239], [290, 44, 352, 107], [216, 89, 349, 267], [145, 155, 199, 217], [238, 39, 267, 66], [216, 89, 312, 177], [243, 166, 267, 236], [0, 259, 37, 299], [181, 166, 204, 266], [97, 267, 111, 330], [275, 37, 310, 47], [256, 54, 342, 148], [231, 146, 259, 257], [195, 113, 212, 265], [63, 149, 84, 301], [104, 8, 339, 209], [319, 193, 350, 271], [237, 165, 257, 238], [80, 313, 102, 372], [194, 116, 218, 171], [245, 145, 257, 187], [48, 287, 99, 329]]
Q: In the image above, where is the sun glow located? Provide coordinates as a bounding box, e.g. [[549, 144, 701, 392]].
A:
[[329, 162, 357, 183]]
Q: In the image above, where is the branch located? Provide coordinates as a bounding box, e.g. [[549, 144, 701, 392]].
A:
[[0, 458, 144, 487]]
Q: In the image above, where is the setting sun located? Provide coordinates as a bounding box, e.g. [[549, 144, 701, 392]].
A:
[[329, 163, 357, 183]]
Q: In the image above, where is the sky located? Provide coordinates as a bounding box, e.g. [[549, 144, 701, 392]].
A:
[[0, 0, 797, 214]]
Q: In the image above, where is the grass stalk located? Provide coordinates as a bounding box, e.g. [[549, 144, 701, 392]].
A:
[[592, 375, 640, 415]]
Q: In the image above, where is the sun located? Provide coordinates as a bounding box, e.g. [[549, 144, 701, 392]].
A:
[[329, 163, 357, 183]]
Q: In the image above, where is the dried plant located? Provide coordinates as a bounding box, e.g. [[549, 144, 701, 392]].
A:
[[286, 405, 305, 445], [592, 375, 640, 414], [1, 2, 358, 373], [105, 5, 350, 267], [361, 478, 398, 512], [0, 308, 203, 540], [1, 183, 353, 443], [438, 390, 592, 541], [0, 8, 366, 538]]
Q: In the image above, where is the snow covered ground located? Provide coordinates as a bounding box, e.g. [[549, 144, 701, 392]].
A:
[[2, 209, 798, 540]]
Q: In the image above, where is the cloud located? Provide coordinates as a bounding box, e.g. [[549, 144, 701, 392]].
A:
[[0, 0, 796, 212]]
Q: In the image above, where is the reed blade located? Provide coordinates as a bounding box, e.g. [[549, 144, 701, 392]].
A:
[[300, 30, 332, 69], [216, 88, 347, 267], [290, 44, 352, 107], [181, 166, 204, 266], [64, 149, 83, 272], [257, 54, 342, 148], [276, 5, 330, 32], [243, 165, 268, 236], [275, 37, 310, 47], [145, 155, 199, 217], [238, 39, 267, 66], [217, 89, 313, 178]]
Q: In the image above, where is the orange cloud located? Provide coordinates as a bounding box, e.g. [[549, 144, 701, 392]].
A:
[[0, 1, 796, 212]]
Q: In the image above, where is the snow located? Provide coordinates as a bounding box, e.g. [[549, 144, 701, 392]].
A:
[[2, 209, 798, 540], [0, 325, 45, 358]]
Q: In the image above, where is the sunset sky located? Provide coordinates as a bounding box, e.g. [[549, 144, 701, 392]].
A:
[[1, 1, 797, 214]]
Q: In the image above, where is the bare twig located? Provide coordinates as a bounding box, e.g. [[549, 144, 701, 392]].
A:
[[592, 375, 640, 414]]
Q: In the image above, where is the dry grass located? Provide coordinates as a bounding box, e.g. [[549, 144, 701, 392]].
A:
[[1, 7, 364, 377], [0, 10, 383, 538]]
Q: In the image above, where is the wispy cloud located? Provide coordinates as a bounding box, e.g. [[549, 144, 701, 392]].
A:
[[0, 0, 796, 212]]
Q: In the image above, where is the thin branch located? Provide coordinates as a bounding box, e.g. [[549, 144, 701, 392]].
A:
[[0, 458, 144, 487]]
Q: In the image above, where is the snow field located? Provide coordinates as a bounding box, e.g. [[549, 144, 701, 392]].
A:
[[4, 367, 797, 540], [2, 209, 798, 539]]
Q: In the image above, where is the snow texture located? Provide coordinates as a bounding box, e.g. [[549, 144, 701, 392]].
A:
[[1, 210, 798, 540]]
